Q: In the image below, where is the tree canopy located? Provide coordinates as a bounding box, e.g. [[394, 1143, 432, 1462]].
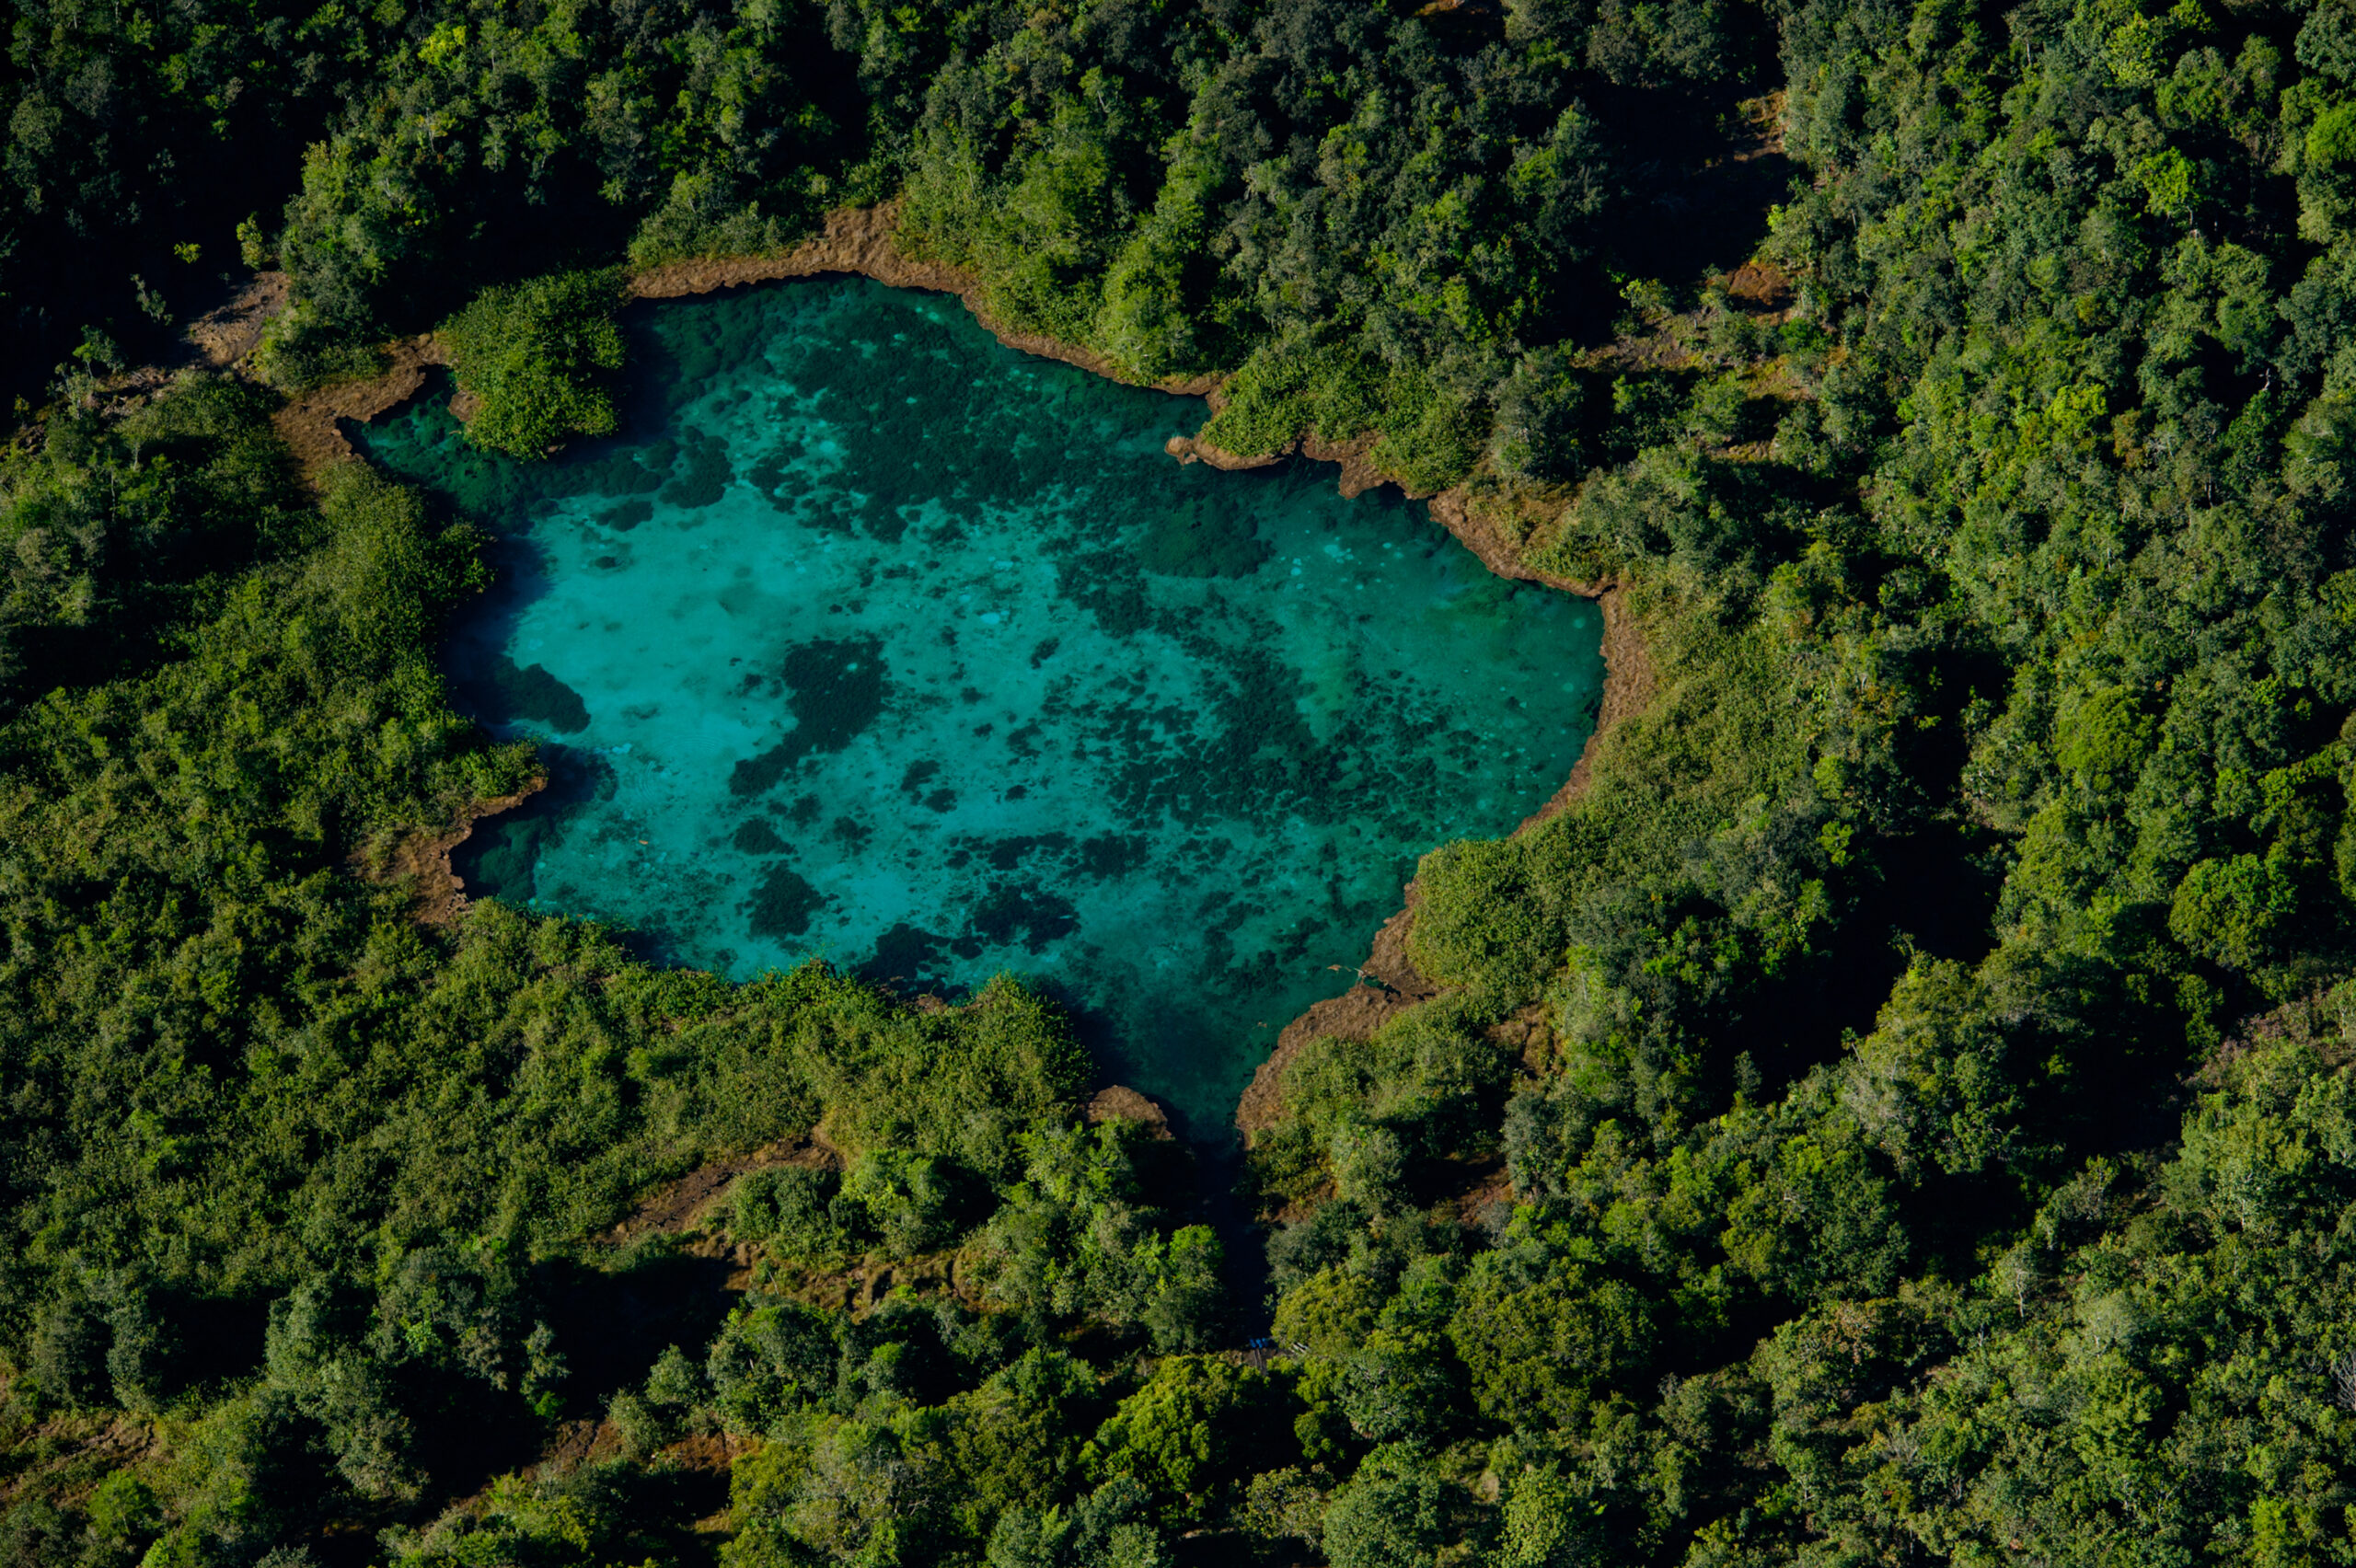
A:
[[13, 0, 2356, 1565]]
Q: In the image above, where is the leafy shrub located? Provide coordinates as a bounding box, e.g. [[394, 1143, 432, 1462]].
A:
[[836, 1149, 973, 1257], [2171, 854, 2299, 971], [1493, 348, 1594, 483], [731, 1167, 850, 1263], [1195, 338, 1335, 457], [1367, 370, 1487, 495], [252, 326, 390, 393], [1319, 1448, 1448, 1568], [1081, 1356, 1297, 1527], [439, 270, 626, 457], [982, 1478, 1171, 1568], [707, 1299, 837, 1436], [629, 171, 808, 269]]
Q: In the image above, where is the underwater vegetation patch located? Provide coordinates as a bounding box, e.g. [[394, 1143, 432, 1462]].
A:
[[469, 653, 590, 732], [967, 882, 1082, 955], [733, 818, 790, 855], [745, 861, 825, 938], [662, 428, 733, 508], [1137, 493, 1272, 579], [729, 636, 889, 795]]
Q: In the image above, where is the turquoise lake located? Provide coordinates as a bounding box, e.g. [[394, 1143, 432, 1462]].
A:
[[358, 277, 1602, 1135]]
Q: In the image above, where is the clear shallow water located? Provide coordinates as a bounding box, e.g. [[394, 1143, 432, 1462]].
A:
[[358, 277, 1601, 1134]]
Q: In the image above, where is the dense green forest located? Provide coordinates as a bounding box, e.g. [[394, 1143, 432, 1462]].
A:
[[12, 0, 2356, 1562]]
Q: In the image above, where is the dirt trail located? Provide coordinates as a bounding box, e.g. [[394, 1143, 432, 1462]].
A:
[[184, 271, 289, 370]]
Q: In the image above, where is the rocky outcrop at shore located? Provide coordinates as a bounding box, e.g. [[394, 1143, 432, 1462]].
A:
[[1084, 1084, 1177, 1139], [1164, 426, 1391, 501]]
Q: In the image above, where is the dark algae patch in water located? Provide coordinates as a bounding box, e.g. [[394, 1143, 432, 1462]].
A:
[[730, 636, 890, 793], [474, 653, 591, 732], [360, 277, 1604, 1132]]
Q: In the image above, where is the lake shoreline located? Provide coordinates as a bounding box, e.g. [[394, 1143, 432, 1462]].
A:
[[293, 200, 1654, 1140], [1231, 574, 1648, 1147], [628, 199, 1225, 400]]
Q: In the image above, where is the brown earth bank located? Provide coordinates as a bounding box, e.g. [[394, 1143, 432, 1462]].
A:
[[1155, 363, 1660, 1149], [272, 332, 450, 478], [269, 198, 1215, 485], [1167, 398, 1660, 1150], [356, 775, 544, 925], [1233, 897, 1438, 1141], [1511, 585, 1654, 831]]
